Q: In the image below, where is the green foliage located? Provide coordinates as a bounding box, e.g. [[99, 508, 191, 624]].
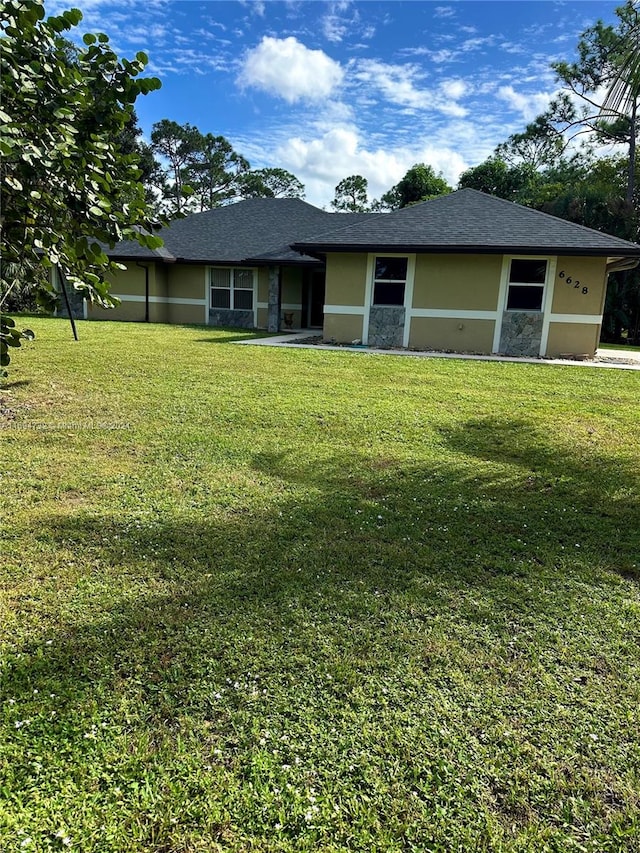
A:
[[149, 119, 201, 215], [3, 319, 640, 850], [0, 315, 34, 376], [239, 167, 305, 199], [495, 109, 566, 169], [191, 134, 250, 210], [552, 0, 640, 201], [150, 122, 307, 212], [458, 149, 640, 342], [380, 163, 451, 210], [331, 174, 370, 211], [458, 157, 534, 201], [150, 120, 259, 214], [0, 0, 163, 369]]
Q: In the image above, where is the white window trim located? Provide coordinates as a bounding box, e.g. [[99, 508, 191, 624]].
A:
[[371, 255, 410, 307], [364, 253, 415, 347], [209, 267, 257, 324], [493, 255, 556, 356], [505, 258, 548, 312]]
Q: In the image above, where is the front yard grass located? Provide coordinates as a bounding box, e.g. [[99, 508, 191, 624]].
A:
[[1, 318, 639, 852]]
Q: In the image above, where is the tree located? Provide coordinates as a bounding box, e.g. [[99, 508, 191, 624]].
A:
[[458, 157, 533, 200], [379, 163, 451, 210], [552, 0, 640, 203], [239, 168, 305, 199], [150, 119, 202, 216], [190, 134, 250, 211], [495, 109, 566, 170], [1, 0, 163, 371], [117, 110, 161, 207], [600, 5, 640, 205], [331, 175, 369, 211], [150, 121, 254, 213]]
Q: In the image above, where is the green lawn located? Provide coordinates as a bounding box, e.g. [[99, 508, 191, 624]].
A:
[[600, 342, 640, 353], [2, 317, 640, 852]]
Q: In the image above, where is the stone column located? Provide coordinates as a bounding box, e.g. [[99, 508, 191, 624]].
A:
[[267, 265, 280, 333]]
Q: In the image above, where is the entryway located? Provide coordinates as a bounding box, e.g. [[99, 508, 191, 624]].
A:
[[303, 270, 325, 329]]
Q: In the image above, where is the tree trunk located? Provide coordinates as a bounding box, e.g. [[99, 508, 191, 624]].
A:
[[628, 97, 637, 204]]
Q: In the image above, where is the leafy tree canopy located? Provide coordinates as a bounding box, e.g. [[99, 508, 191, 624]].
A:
[[380, 164, 452, 210], [331, 175, 369, 212], [149, 122, 305, 214], [552, 0, 640, 202], [0, 0, 163, 369], [239, 168, 305, 200]]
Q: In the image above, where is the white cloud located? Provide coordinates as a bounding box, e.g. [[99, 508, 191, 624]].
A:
[[238, 0, 265, 15], [238, 37, 343, 103], [354, 60, 468, 117], [273, 126, 469, 206], [497, 85, 554, 122], [355, 59, 429, 110], [434, 6, 456, 18], [461, 35, 496, 53], [440, 78, 468, 100]]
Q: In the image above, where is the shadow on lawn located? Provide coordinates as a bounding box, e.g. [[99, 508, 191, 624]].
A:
[[4, 416, 639, 714], [193, 330, 272, 344]]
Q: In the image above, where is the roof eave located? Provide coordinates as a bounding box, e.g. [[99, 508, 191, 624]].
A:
[[291, 243, 640, 258]]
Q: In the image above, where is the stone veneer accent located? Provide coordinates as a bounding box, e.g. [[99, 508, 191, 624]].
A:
[[368, 306, 405, 348], [209, 308, 254, 329], [499, 311, 544, 357], [267, 266, 280, 333]]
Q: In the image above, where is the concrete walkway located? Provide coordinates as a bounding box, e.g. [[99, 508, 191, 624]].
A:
[[234, 332, 640, 371]]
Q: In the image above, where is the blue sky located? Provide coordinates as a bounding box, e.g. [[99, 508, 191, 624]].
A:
[[47, 1, 622, 206]]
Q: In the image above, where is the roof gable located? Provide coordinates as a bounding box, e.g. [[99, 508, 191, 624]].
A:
[[291, 189, 640, 258], [108, 189, 640, 264]]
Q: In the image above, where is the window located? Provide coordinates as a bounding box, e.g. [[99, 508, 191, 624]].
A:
[[210, 268, 254, 310], [373, 256, 407, 306], [506, 258, 546, 312]]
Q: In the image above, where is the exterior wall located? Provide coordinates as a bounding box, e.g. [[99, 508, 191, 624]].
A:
[[539, 256, 606, 357], [166, 265, 207, 324], [92, 265, 150, 323], [281, 267, 303, 330], [257, 268, 270, 304], [90, 262, 209, 324], [322, 250, 608, 357], [88, 300, 139, 322], [325, 254, 368, 305], [256, 306, 268, 329], [551, 257, 607, 316], [208, 308, 254, 328], [545, 323, 601, 358], [91, 249, 610, 358], [324, 313, 365, 343], [322, 254, 368, 342], [413, 254, 502, 310], [409, 317, 495, 353], [106, 264, 146, 296], [167, 265, 207, 300]]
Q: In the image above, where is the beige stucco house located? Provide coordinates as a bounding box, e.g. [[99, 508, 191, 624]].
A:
[[85, 190, 640, 358]]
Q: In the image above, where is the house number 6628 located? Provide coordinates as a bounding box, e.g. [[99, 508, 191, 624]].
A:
[[558, 270, 588, 295]]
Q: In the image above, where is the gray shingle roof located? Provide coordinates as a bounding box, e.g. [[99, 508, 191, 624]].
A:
[[291, 189, 640, 258], [108, 198, 369, 265], [106, 229, 176, 261]]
